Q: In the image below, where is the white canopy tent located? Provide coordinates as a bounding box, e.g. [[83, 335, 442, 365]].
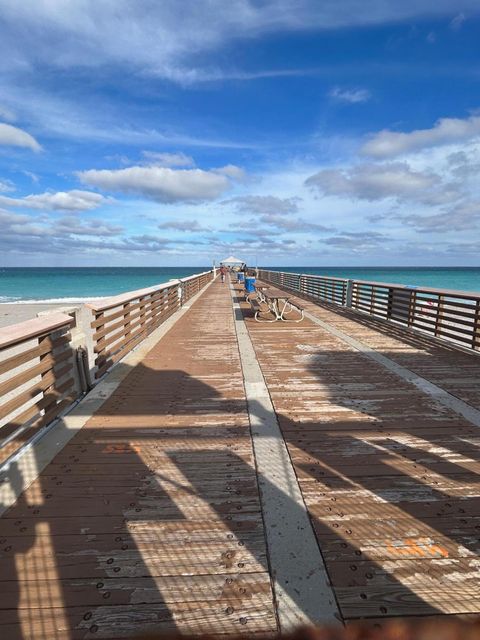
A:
[[219, 256, 244, 266]]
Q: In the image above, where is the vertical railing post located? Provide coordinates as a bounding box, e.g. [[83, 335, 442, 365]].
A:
[[472, 300, 480, 350], [139, 294, 148, 335], [94, 311, 105, 376], [123, 301, 131, 342], [345, 280, 353, 308], [407, 291, 416, 327], [435, 295, 444, 337], [369, 286, 376, 315]]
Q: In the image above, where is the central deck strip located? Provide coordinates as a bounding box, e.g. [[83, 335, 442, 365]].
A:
[[0, 281, 277, 639], [235, 281, 480, 626]]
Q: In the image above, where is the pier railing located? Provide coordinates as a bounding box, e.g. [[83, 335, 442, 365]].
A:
[[88, 270, 214, 379], [0, 270, 214, 467], [0, 313, 77, 465], [257, 269, 480, 352]]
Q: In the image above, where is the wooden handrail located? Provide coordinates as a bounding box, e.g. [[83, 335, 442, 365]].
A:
[[0, 313, 74, 351]]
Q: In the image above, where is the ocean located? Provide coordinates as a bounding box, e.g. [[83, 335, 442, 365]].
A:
[[0, 267, 210, 303], [0, 267, 479, 303]]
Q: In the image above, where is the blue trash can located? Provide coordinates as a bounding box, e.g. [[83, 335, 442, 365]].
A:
[[237, 272, 245, 283], [245, 276, 256, 293]]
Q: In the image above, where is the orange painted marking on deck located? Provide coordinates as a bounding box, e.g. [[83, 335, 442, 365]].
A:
[[385, 539, 449, 558]]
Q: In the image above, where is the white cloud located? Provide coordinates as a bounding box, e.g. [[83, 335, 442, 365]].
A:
[[361, 115, 480, 158], [0, 178, 15, 193], [78, 165, 231, 203], [141, 151, 194, 167], [213, 165, 247, 181], [0, 190, 109, 211], [0, 1, 478, 80], [0, 122, 41, 151], [305, 162, 445, 203], [329, 87, 371, 104], [158, 219, 210, 232], [256, 213, 332, 233], [401, 201, 480, 232], [0, 208, 30, 225], [22, 170, 40, 184], [225, 195, 301, 215], [0, 83, 260, 149], [55, 216, 123, 236], [0, 105, 16, 121], [450, 13, 466, 30], [324, 231, 385, 250]]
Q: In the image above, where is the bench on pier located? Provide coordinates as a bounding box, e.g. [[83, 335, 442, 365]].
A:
[[248, 287, 304, 322]]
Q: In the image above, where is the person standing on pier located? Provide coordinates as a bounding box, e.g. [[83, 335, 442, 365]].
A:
[[220, 265, 227, 283]]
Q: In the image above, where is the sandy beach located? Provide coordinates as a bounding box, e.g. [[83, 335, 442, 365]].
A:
[[0, 303, 79, 328]]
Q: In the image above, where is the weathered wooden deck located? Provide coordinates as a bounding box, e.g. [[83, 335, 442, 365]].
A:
[[2, 276, 480, 638]]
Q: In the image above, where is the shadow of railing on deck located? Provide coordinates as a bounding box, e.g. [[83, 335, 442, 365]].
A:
[[281, 345, 480, 619]]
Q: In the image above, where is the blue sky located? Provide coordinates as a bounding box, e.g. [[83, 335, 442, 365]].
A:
[[1, 1, 480, 266]]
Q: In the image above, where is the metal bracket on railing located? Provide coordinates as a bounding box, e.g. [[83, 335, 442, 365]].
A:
[[76, 346, 93, 393]]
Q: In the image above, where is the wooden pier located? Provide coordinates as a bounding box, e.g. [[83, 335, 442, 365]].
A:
[[2, 274, 480, 638]]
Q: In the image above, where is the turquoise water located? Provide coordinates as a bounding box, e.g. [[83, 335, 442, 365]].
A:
[[0, 267, 479, 302], [0, 267, 210, 302]]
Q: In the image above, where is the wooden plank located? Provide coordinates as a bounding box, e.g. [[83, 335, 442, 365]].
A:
[[0, 513, 263, 539], [1, 535, 267, 579], [0, 600, 276, 638], [337, 583, 480, 618], [0, 573, 273, 609]]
